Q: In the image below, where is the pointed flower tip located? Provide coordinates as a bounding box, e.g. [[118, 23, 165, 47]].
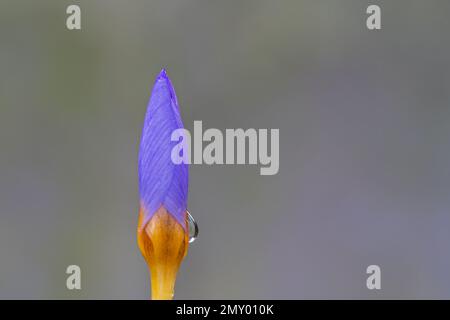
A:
[[154, 68, 178, 107], [157, 68, 168, 80]]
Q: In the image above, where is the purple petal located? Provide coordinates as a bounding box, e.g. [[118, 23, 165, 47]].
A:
[[138, 69, 188, 229]]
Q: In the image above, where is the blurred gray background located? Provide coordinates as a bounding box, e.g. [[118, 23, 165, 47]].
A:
[[1, 0, 450, 299]]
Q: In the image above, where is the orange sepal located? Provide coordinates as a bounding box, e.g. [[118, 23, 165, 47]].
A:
[[137, 206, 188, 300]]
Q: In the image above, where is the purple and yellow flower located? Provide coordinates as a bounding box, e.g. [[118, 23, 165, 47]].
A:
[[137, 69, 189, 300]]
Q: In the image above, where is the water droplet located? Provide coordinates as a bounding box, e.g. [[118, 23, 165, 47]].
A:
[[186, 211, 198, 243]]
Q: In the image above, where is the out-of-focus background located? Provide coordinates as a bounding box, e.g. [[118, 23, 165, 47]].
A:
[[1, 0, 450, 299]]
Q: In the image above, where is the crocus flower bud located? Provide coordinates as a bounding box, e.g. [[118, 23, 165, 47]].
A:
[[137, 69, 189, 300]]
